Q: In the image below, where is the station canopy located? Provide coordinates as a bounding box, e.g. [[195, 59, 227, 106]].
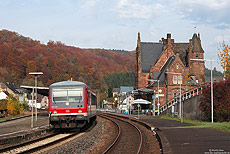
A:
[[20, 85, 49, 96], [132, 89, 154, 94], [133, 99, 151, 104]]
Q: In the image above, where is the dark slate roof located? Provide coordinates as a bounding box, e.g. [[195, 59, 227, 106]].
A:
[[153, 71, 160, 80], [3, 82, 24, 94], [50, 80, 86, 87], [133, 88, 154, 94], [141, 42, 163, 73], [174, 43, 189, 66], [3, 91, 9, 96], [120, 86, 134, 93], [149, 56, 175, 87]]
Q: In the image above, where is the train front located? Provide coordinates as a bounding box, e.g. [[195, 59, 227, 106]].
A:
[[49, 81, 88, 128]]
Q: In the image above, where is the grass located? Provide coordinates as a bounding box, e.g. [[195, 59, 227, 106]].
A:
[[160, 114, 230, 133]]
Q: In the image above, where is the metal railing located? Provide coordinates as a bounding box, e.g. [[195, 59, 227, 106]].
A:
[[160, 87, 202, 113]]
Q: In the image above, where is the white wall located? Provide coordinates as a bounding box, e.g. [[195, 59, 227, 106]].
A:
[[0, 91, 7, 100]]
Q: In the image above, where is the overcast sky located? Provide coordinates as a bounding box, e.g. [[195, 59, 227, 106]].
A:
[[1, 0, 230, 71]]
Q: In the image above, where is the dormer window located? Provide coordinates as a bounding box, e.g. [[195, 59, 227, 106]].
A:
[[196, 54, 199, 58], [176, 64, 179, 69]]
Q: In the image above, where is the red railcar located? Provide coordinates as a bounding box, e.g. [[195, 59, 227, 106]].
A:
[[49, 80, 96, 128]]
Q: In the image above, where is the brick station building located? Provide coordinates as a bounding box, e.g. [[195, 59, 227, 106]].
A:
[[134, 32, 205, 109]]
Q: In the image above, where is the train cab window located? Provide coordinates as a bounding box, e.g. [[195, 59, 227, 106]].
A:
[[68, 89, 83, 103], [52, 87, 83, 104], [53, 90, 67, 103]]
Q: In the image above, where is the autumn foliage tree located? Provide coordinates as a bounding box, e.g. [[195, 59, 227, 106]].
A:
[[218, 42, 230, 78], [6, 95, 24, 115], [0, 29, 135, 90], [200, 77, 230, 122]]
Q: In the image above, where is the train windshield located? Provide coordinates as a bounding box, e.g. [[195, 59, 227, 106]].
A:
[[51, 87, 84, 108]]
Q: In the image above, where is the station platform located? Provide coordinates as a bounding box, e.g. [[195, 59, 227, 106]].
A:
[[116, 113, 230, 154], [0, 113, 49, 146]]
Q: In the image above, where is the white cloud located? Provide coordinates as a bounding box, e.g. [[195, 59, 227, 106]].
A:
[[81, 0, 98, 9], [176, 0, 230, 10], [115, 0, 166, 19], [169, 0, 230, 29]]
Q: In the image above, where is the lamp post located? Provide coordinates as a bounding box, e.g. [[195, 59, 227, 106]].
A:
[[148, 79, 160, 116], [31, 88, 34, 128], [130, 90, 134, 115], [165, 72, 182, 122], [137, 103, 140, 119], [29, 72, 43, 121], [190, 58, 214, 123], [129, 98, 132, 115]]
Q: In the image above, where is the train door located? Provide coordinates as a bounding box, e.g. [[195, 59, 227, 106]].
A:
[[87, 90, 92, 117]]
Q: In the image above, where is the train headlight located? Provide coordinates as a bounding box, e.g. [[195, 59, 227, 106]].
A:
[[53, 111, 57, 114], [78, 110, 82, 113]]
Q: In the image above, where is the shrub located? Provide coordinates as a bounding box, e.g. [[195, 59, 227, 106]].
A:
[[6, 95, 24, 115], [200, 77, 230, 122]]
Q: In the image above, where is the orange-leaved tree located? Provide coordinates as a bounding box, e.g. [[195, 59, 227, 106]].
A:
[[7, 95, 24, 115], [218, 42, 230, 78]]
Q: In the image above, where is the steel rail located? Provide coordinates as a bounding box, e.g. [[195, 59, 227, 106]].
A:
[[1, 120, 95, 154], [128, 120, 143, 154], [100, 114, 121, 154], [100, 114, 143, 154], [0, 132, 59, 153], [17, 133, 77, 154], [0, 113, 48, 124]]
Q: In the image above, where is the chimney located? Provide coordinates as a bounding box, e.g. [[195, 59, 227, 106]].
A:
[[138, 32, 141, 43], [167, 33, 171, 39], [159, 37, 164, 43]]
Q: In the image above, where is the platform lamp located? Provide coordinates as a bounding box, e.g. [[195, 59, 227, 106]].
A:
[[190, 58, 214, 123], [29, 72, 43, 122]]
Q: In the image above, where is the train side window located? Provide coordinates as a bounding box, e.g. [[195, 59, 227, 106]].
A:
[[87, 91, 90, 105], [91, 94, 96, 105]]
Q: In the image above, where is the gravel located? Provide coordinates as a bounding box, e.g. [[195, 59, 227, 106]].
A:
[[41, 116, 116, 154]]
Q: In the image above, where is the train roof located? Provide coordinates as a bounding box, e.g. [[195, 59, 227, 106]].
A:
[[50, 80, 86, 87]]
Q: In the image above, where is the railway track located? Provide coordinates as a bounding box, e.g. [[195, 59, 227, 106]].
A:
[[99, 114, 143, 154], [0, 121, 96, 154], [0, 113, 48, 124]]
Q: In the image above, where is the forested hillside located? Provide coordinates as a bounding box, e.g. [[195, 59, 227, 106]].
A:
[[0, 29, 135, 90], [103, 71, 134, 88], [205, 67, 224, 82]]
